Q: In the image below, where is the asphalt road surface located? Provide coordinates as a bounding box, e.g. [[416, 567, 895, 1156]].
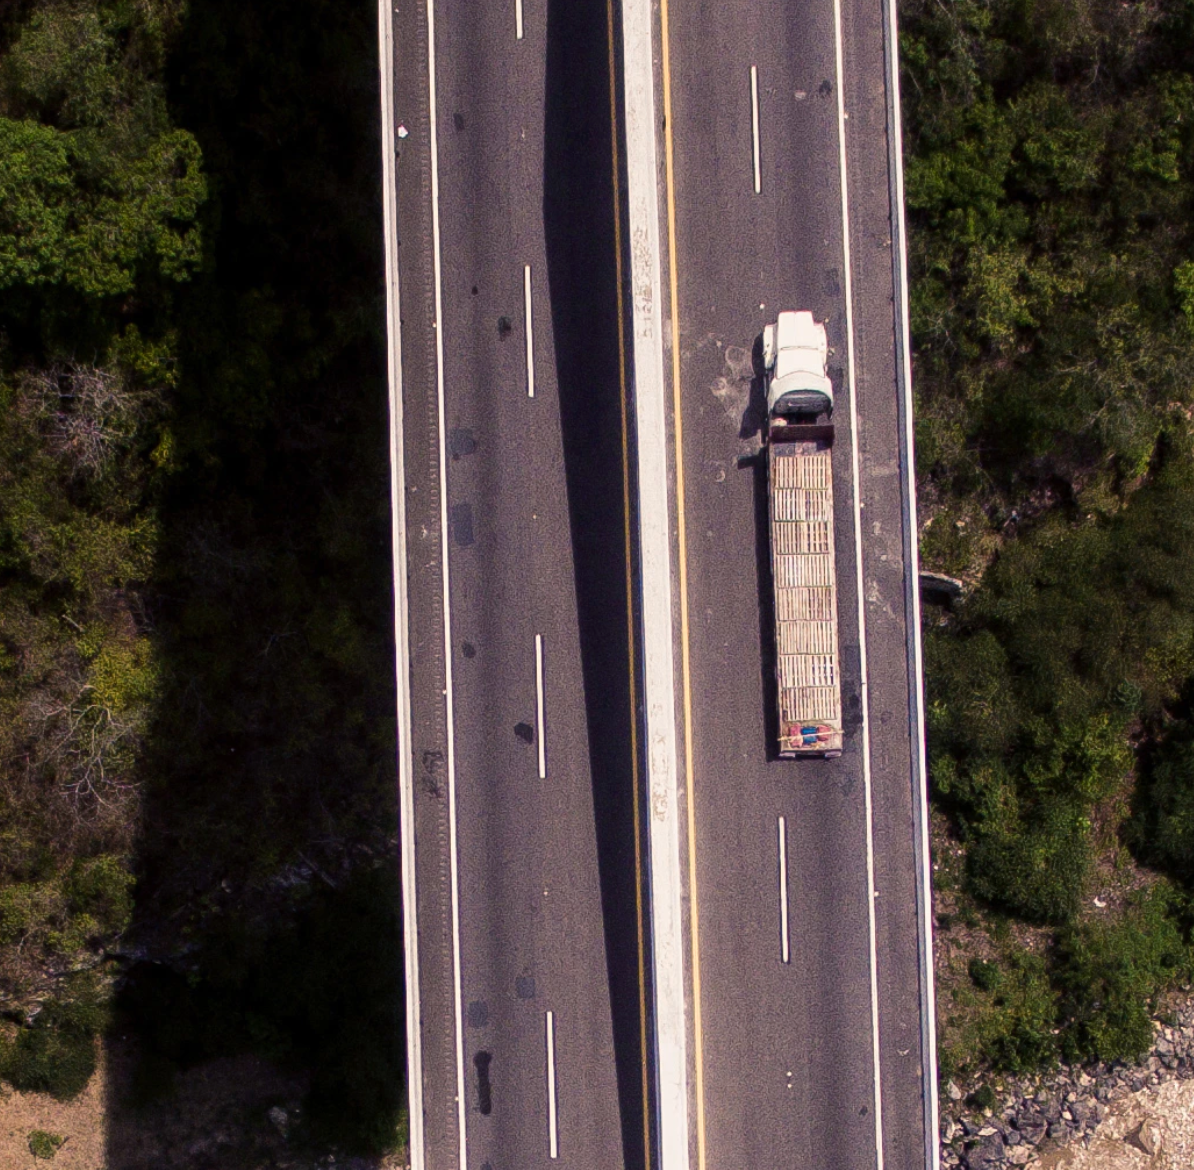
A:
[[384, 0, 935, 1165], [384, 1, 644, 1168], [656, 0, 934, 1167]]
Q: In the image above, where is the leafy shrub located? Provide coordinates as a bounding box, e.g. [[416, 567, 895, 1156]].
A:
[[5, 1027, 96, 1099], [0, 882, 59, 945], [972, 949, 1059, 1074], [966, 806, 1092, 923], [1132, 721, 1194, 882], [1053, 887, 1192, 1063], [968, 958, 1002, 992], [906, 0, 1194, 1080], [0, 117, 204, 297], [926, 450, 1194, 921], [0, 0, 205, 298], [903, 0, 1194, 495], [968, 1084, 997, 1112], [2, 975, 109, 1099], [65, 855, 133, 935], [27, 1130, 64, 1159]]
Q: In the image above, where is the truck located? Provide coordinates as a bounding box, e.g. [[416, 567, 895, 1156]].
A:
[[761, 310, 843, 759]]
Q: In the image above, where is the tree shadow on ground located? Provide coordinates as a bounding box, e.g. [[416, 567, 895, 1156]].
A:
[[101, 0, 407, 1162]]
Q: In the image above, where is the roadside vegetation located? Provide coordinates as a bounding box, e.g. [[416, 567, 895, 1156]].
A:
[[901, 0, 1194, 1081], [0, 0, 403, 1155]]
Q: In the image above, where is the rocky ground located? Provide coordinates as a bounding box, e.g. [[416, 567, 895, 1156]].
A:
[[942, 1001, 1194, 1168], [1034, 1078, 1194, 1169]]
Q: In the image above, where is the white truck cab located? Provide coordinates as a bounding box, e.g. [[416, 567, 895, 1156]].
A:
[[762, 310, 833, 418]]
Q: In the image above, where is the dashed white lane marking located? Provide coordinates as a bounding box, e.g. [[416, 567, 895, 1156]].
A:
[[750, 65, 762, 194], [831, 0, 885, 1161], [546, 1010, 559, 1159], [525, 264, 535, 398], [516, 0, 524, 39], [423, 0, 468, 1164], [535, 633, 547, 779], [778, 815, 790, 964]]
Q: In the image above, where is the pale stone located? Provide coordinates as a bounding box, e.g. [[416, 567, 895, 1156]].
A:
[[1123, 1120, 1158, 1156]]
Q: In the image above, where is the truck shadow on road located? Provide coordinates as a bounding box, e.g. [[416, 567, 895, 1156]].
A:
[[739, 334, 770, 442], [738, 338, 784, 762], [544, 0, 650, 1167]]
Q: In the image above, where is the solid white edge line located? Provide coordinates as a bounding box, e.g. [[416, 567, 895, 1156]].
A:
[[424, 1, 469, 1166], [778, 815, 790, 965], [525, 264, 535, 398], [620, 0, 691, 1166], [832, 0, 885, 1166], [546, 1010, 559, 1159], [883, 0, 941, 1160], [535, 633, 547, 779], [516, 0, 524, 40], [378, 1, 425, 1166], [750, 65, 761, 194]]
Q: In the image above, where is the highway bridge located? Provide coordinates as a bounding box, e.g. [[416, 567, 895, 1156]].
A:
[[378, 0, 939, 1168]]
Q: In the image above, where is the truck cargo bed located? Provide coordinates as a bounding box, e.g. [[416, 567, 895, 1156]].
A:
[[769, 436, 843, 758]]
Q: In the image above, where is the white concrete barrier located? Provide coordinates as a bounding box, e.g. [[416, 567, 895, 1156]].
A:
[[620, 2, 693, 1168]]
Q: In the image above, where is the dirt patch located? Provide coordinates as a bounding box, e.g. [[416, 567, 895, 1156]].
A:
[[0, 1038, 408, 1169], [0, 1053, 106, 1169], [1077, 779, 1161, 928]]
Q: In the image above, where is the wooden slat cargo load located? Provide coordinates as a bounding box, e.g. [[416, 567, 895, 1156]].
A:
[[769, 437, 843, 757]]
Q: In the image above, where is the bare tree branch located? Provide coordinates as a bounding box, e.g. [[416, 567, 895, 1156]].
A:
[[18, 363, 156, 478]]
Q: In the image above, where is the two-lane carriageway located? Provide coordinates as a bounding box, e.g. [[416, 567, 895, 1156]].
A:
[[630, 0, 940, 1165], [381, 0, 645, 1167]]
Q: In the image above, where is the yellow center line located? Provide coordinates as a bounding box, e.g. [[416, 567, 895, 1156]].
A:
[[658, 1, 707, 1168], [606, 0, 652, 1166]]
